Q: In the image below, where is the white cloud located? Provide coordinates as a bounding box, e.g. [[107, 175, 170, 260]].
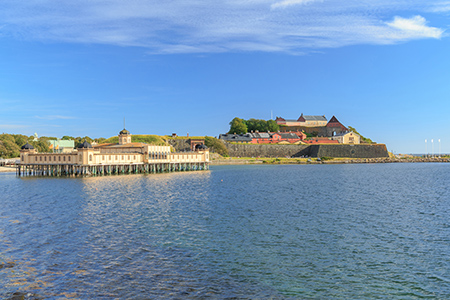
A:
[[386, 16, 444, 39], [271, 0, 320, 9], [0, 124, 28, 130], [0, 1, 445, 54], [429, 2, 450, 12]]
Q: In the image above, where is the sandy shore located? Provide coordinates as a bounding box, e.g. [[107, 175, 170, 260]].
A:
[[0, 166, 16, 173]]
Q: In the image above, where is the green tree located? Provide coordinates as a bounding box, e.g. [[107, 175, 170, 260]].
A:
[[266, 119, 280, 132], [205, 136, 229, 157], [0, 134, 20, 158], [231, 118, 279, 133], [96, 137, 106, 144], [228, 117, 248, 134]]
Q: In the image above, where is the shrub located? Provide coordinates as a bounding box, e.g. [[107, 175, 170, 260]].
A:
[[320, 156, 334, 161], [205, 136, 229, 157]]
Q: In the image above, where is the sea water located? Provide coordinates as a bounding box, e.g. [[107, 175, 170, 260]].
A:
[[0, 163, 449, 299]]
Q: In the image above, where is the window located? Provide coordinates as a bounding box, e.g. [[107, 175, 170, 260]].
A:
[[40, 156, 42, 161], [54, 156, 56, 161], [44, 156, 47, 161], [63, 156, 66, 161], [35, 156, 37, 161], [115, 155, 118, 160], [59, 156, 62, 161], [89, 155, 93, 161], [122, 155, 124, 160], [68, 156, 71, 162], [102, 155, 105, 160]]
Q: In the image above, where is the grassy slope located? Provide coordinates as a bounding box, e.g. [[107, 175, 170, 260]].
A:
[[102, 135, 168, 146]]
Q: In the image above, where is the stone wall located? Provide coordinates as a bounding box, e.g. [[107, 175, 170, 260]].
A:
[[167, 139, 191, 152], [308, 144, 389, 158], [225, 143, 389, 158], [225, 144, 310, 157]]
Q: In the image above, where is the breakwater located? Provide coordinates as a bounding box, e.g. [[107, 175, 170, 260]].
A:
[[225, 143, 389, 158]]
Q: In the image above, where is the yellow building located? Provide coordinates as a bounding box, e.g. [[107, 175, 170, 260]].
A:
[[19, 128, 209, 176], [330, 131, 361, 144]]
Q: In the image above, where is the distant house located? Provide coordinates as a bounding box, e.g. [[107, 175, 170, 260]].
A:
[[276, 114, 348, 137], [330, 131, 360, 144], [325, 116, 347, 135], [219, 131, 307, 144], [272, 132, 306, 143], [218, 133, 253, 143], [298, 114, 328, 127], [251, 132, 271, 143], [276, 114, 327, 128]]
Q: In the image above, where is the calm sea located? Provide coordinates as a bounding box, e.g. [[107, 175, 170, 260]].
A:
[[1, 164, 449, 299]]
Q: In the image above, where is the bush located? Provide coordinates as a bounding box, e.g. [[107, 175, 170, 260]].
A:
[[205, 136, 229, 157], [320, 156, 334, 161]]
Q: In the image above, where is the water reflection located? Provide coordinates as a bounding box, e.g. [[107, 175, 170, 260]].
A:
[[1, 164, 450, 298]]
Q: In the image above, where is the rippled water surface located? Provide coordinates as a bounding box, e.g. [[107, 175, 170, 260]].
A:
[[1, 163, 450, 299]]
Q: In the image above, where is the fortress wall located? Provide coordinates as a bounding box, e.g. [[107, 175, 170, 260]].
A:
[[225, 143, 389, 158], [309, 144, 389, 158], [225, 144, 310, 158]]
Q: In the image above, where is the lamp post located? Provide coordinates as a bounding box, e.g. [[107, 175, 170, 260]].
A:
[[439, 139, 441, 158], [431, 139, 434, 158], [425, 139, 427, 157]]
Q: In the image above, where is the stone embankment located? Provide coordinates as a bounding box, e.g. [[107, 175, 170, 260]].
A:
[[225, 143, 390, 159]]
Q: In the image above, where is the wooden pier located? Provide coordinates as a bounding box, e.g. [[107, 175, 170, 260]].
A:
[[17, 162, 209, 177]]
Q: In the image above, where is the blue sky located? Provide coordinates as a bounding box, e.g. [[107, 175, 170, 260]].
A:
[[1, 0, 450, 154]]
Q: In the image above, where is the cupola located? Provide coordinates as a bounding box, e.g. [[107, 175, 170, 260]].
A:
[[118, 128, 131, 145], [21, 142, 35, 150], [77, 140, 93, 149]]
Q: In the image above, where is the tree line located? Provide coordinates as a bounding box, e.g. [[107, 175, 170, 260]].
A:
[[0, 134, 105, 159], [228, 117, 280, 135]]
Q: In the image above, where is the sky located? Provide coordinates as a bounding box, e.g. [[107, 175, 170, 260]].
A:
[[1, 0, 450, 154]]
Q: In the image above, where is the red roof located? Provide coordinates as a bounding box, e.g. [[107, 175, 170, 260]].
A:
[[326, 116, 347, 130]]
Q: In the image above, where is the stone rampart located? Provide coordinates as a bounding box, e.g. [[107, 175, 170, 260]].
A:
[[225, 144, 310, 157], [308, 144, 389, 158], [225, 143, 389, 158], [167, 139, 191, 152]]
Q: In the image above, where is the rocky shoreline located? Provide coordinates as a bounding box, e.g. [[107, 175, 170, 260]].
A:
[[210, 157, 450, 165]]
